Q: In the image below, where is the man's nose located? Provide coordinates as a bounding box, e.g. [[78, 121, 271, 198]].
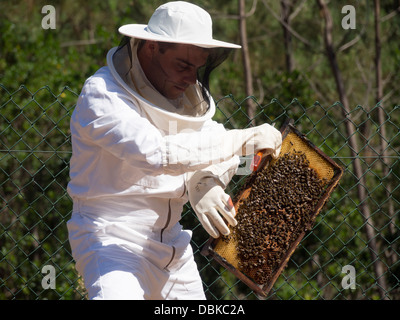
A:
[[183, 70, 197, 85]]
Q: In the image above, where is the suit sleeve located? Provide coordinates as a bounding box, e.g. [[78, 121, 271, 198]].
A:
[[72, 75, 241, 176]]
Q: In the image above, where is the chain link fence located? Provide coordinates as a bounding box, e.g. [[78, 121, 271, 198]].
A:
[[1, 84, 399, 300]]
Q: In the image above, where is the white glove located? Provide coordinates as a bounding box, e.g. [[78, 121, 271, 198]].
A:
[[188, 175, 237, 238], [239, 123, 282, 158]]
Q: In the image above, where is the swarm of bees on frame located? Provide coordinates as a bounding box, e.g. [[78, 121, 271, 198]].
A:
[[224, 150, 328, 285]]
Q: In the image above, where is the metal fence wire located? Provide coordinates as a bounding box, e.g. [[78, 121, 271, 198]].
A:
[[0, 84, 399, 300]]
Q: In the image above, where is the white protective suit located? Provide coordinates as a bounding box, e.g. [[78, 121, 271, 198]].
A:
[[67, 41, 240, 299]]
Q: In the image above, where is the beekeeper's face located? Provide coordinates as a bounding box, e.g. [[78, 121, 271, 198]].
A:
[[140, 41, 209, 100]]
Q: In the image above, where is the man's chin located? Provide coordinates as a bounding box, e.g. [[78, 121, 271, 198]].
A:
[[166, 91, 185, 100]]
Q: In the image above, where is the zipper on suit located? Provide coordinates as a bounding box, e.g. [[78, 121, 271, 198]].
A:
[[161, 182, 186, 270], [160, 180, 186, 242], [160, 199, 172, 243], [161, 199, 176, 270], [164, 246, 176, 271]]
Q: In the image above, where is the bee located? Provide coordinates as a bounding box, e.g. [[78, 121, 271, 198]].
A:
[[232, 150, 326, 285]]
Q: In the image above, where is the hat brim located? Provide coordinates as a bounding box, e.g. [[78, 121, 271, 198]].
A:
[[119, 24, 241, 49]]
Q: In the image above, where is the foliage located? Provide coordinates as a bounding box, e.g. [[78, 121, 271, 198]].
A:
[[1, 0, 399, 300]]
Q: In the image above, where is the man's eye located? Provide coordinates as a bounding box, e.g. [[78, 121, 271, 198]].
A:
[[177, 63, 189, 71]]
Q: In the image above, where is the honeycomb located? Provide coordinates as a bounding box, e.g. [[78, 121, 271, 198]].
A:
[[202, 122, 343, 296]]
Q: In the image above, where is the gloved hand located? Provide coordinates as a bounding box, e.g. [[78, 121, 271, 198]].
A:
[[188, 176, 237, 238], [239, 123, 282, 159]]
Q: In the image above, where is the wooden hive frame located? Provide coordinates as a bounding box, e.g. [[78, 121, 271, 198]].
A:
[[201, 119, 344, 297]]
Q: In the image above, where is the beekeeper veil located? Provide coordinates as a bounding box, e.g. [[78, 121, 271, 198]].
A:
[[112, 1, 241, 113]]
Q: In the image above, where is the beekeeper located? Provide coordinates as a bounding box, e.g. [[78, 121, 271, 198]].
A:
[[67, 1, 282, 300]]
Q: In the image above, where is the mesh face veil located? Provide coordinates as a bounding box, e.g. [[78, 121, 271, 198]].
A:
[[115, 36, 232, 108]]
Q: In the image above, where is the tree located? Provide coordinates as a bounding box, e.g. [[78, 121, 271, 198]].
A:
[[238, 0, 256, 124], [316, 0, 389, 299]]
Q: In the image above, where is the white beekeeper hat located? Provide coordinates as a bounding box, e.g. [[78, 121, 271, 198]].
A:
[[118, 1, 241, 49]]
